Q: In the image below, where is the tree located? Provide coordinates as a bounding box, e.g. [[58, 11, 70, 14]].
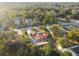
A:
[[66, 15, 71, 23], [58, 5, 66, 17], [62, 51, 72, 56], [34, 9, 42, 17], [48, 48, 61, 56], [49, 24, 63, 38], [67, 29, 79, 43]]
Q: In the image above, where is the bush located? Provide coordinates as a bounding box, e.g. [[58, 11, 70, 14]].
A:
[[62, 51, 72, 56]]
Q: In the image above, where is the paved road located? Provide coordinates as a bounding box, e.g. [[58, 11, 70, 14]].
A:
[[46, 26, 57, 48]]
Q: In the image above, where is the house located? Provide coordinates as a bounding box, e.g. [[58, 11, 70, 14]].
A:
[[60, 19, 79, 26], [54, 17, 59, 23], [71, 20, 79, 26], [26, 27, 49, 46], [13, 29, 22, 35], [60, 22, 71, 26], [25, 18, 32, 26], [68, 45, 79, 56], [13, 17, 21, 25], [25, 17, 40, 27], [32, 32, 48, 40], [13, 17, 22, 28]]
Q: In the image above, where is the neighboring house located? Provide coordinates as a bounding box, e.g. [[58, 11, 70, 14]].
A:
[[13, 17, 21, 25], [0, 20, 9, 31], [25, 18, 40, 27], [60, 22, 71, 26], [13, 29, 22, 35], [68, 45, 79, 56], [13, 17, 22, 28], [25, 18, 32, 26], [60, 19, 79, 26], [54, 17, 59, 23], [71, 20, 79, 26]]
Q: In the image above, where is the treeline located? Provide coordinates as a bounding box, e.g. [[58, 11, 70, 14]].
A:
[[0, 3, 79, 27]]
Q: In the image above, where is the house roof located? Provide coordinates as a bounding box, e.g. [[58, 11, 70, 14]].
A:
[[69, 45, 79, 56]]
